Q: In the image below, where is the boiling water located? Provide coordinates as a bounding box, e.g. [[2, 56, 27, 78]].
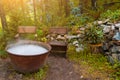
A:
[[7, 44, 48, 56]]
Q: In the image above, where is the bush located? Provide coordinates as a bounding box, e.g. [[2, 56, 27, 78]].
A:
[[84, 23, 104, 44], [100, 9, 120, 22]]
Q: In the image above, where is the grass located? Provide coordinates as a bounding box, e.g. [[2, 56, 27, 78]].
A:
[[67, 45, 115, 79], [23, 65, 48, 80], [0, 50, 8, 59]]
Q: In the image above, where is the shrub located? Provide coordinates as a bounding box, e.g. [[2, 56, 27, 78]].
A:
[[100, 10, 120, 22]]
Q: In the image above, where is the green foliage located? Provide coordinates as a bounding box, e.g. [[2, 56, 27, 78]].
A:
[[0, 31, 6, 50], [68, 15, 92, 26], [23, 65, 48, 80], [0, 30, 9, 58], [67, 45, 112, 74], [112, 62, 120, 79], [34, 67, 47, 80], [0, 50, 8, 59], [84, 23, 104, 44], [100, 10, 120, 21], [68, 2, 93, 26], [67, 45, 120, 79], [36, 26, 48, 42]]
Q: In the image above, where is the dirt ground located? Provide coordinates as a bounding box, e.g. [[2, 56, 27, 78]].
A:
[[0, 56, 110, 80], [45, 56, 81, 80], [0, 56, 81, 80]]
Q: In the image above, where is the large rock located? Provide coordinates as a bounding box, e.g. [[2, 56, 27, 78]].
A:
[[111, 25, 115, 30], [112, 53, 118, 60], [113, 32, 120, 40], [115, 23, 120, 28], [67, 35, 79, 40], [110, 46, 117, 53], [103, 25, 111, 33], [116, 46, 120, 52], [102, 42, 109, 51], [73, 41, 79, 45], [118, 54, 120, 61]]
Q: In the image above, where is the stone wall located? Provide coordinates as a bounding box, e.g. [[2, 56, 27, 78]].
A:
[[98, 19, 120, 64]]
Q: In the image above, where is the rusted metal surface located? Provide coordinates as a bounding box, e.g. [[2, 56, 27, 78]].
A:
[[6, 40, 51, 73]]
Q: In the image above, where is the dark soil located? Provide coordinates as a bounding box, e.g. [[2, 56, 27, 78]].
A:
[[0, 56, 81, 80], [45, 56, 81, 80]]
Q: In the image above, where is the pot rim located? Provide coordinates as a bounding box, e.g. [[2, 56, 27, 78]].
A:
[[5, 40, 51, 56]]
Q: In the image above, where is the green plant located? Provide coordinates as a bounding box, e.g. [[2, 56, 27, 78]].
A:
[[112, 61, 120, 79], [23, 65, 48, 80], [100, 10, 120, 22], [67, 45, 113, 79], [84, 23, 104, 44], [0, 50, 8, 59]]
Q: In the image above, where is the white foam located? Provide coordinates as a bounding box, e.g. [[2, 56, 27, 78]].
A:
[[7, 44, 48, 56]]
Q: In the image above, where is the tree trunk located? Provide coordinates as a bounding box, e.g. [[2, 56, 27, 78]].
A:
[[64, 0, 70, 17], [33, 0, 37, 25], [0, 2, 7, 30], [58, 0, 63, 16], [21, 0, 25, 21], [91, 0, 97, 10], [79, 0, 83, 14]]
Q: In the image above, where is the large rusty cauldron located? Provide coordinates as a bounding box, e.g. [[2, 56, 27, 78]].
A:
[[6, 40, 51, 73]]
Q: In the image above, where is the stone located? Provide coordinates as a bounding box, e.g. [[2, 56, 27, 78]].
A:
[[56, 35, 66, 40], [105, 52, 111, 55], [56, 35, 62, 39], [110, 46, 117, 53], [119, 28, 120, 32], [97, 21, 103, 25], [118, 54, 120, 61], [15, 34, 19, 38], [51, 34, 57, 38], [80, 75, 84, 79], [116, 46, 120, 52], [111, 25, 115, 30], [109, 31, 114, 36], [76, 34, 81, 37], [76, 47, 84, 52], [46, 35, 50, 39], [34, 34, 38, 37], [50, 37, 54, 41], [113, 32, 120, 40], [73, 41, 79, 45], [115, 23, 120, 28], [112, 53, 118, 60], [102, 42, 109, 51], [64, 35, 67, 39], [79, 27, 85, 31], [107, 55, 114, 65], [106, 22, 113, 25], [67, 35, 79, 40], [103, 25, 111, 33], [104, 19, 110, 23], [75, 44, 79, 47]]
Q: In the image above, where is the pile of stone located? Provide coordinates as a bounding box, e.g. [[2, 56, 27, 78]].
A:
[[67, 27, 85, 52], [97, 19, 120, 64], [46, 27, 85, 52], [46, 34, 67, 42]]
